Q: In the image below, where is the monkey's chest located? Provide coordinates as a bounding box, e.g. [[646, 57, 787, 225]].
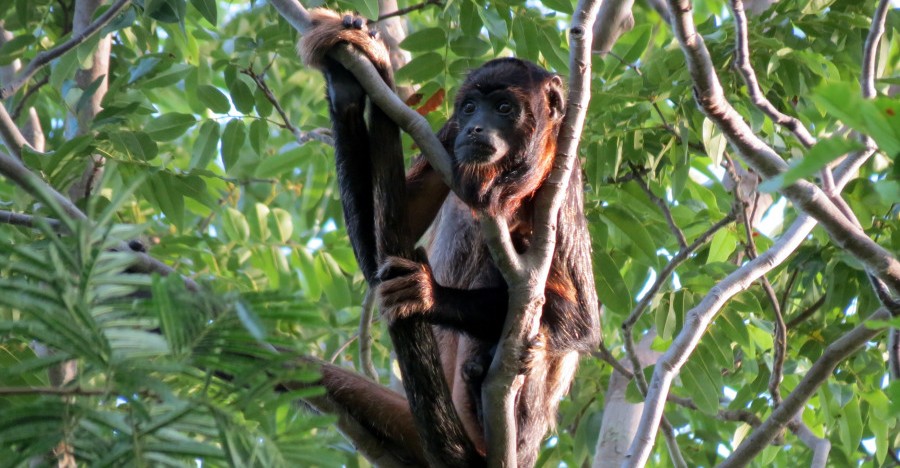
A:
[[427, 195, 503, 290]]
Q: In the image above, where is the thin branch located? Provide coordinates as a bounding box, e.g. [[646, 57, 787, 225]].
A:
[[731, 155, 786, 406], [10, 75, 49, 121], [729, 0, 815, 148], [241, 67, 334, 147], [0, 0, 132, 100], [0, 209, 62, 230], [376, 0, 442, 22], [667, 395, 762, 426], [359, 288, 379, 381], [785, 294, 826, 329], [721, 307, 893, 467], [631, 169, 688, 250], [861, 0, 891, 100], [0, 386, 105, 396], [593, 341, 634, 379], [623, 209, 737, 330]]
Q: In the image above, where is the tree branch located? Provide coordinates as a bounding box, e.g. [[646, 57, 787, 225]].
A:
[[479, 1, 602, 464], [376, 0, 442, 22], [0, 0, 131, 100], [664, 0, 900, 294]]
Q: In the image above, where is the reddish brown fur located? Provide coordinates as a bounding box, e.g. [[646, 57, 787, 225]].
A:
[[299, 13, 600, 467], [298, 9, 391, 72]]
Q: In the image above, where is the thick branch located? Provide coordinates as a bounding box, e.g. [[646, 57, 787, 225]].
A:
[[0, 0, 131, 100]]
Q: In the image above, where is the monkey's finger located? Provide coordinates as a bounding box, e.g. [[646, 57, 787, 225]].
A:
[[377, 257, 421, 281]]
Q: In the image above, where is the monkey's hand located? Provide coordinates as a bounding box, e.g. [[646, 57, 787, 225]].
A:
[[298, 9, 390, 73], [377, 256, 437, 323], [520, 332, 547, 374]]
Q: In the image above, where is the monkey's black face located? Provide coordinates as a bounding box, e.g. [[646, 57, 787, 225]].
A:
[[452, 90, 524, 165]]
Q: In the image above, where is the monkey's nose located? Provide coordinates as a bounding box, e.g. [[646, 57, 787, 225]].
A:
[[467, 126, 483, 135]]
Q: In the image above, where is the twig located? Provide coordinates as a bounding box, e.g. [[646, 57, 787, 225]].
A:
[[376, 0, 442, 22], [10, 75, 49, 121], [0, 0, 132, 100], [241, 67, 335, 147], [785, 294, 826, 329], [667, 395, 762, 426], [623, 209, 737, 330], [0, 210, 61, 230], [593, 341, 633, 379], [0, 386, 105, 396], [631, 168, 687, 250], [359, 288, 379, 381], [729, 152, 786, 406]]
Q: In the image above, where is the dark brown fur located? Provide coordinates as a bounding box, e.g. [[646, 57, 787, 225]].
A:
[[300, 13, 600, 467]]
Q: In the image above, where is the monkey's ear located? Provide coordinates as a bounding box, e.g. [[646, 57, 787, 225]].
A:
[[546, 75, 566, 120]]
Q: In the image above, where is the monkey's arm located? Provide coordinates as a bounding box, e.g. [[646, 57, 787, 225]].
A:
[[405, 158, 450, 241], [378, 256, 509, 342]]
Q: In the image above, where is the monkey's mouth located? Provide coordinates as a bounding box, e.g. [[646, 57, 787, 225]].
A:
[[456, 140, 499, 164]]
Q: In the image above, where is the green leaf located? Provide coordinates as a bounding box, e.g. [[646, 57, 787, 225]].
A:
[[759, 137, 864, 193], [619, 24, 652, 64], [270, 208, 293, 243], [600, 206, 659, 268], [189, 120, 220, 170], [255, 147, 304, 178], [400, 28, 447, 52], [540, 0, 573, 14], [221, 119, 246, 170], [197, 85, 231, 113], [145, 113, 196, 141], [396, 52, 444, 84], [189, 0, 217, 25], [682, 359, 719, 414], [706, 229, 736, 264], [108, 131, 159, 161], [702, 117, 727, 167], [248, 203, 270, 241], [221, 207, 250, 243], [449, 36, 491, 58], [345, 0, 378, 20], [140, 63, 194, 89], [593, 250, 632, 316], [235, 302, 265, 341], [249, 118, 268, 156], [0, 34, 35, 65], [812, 83, 900, 156], [50, 49, 80, 89], [228, 75, 255, 114]]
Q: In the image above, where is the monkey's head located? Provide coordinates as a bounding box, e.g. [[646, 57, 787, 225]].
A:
[[440, 58, 566, 216]]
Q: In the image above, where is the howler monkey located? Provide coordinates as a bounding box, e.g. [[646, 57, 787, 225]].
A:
[[299, 9, 600, 467]]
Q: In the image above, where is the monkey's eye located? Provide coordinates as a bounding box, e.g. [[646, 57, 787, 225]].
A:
[[496, 102, 513, 115], [462, 102, 476, 114]]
